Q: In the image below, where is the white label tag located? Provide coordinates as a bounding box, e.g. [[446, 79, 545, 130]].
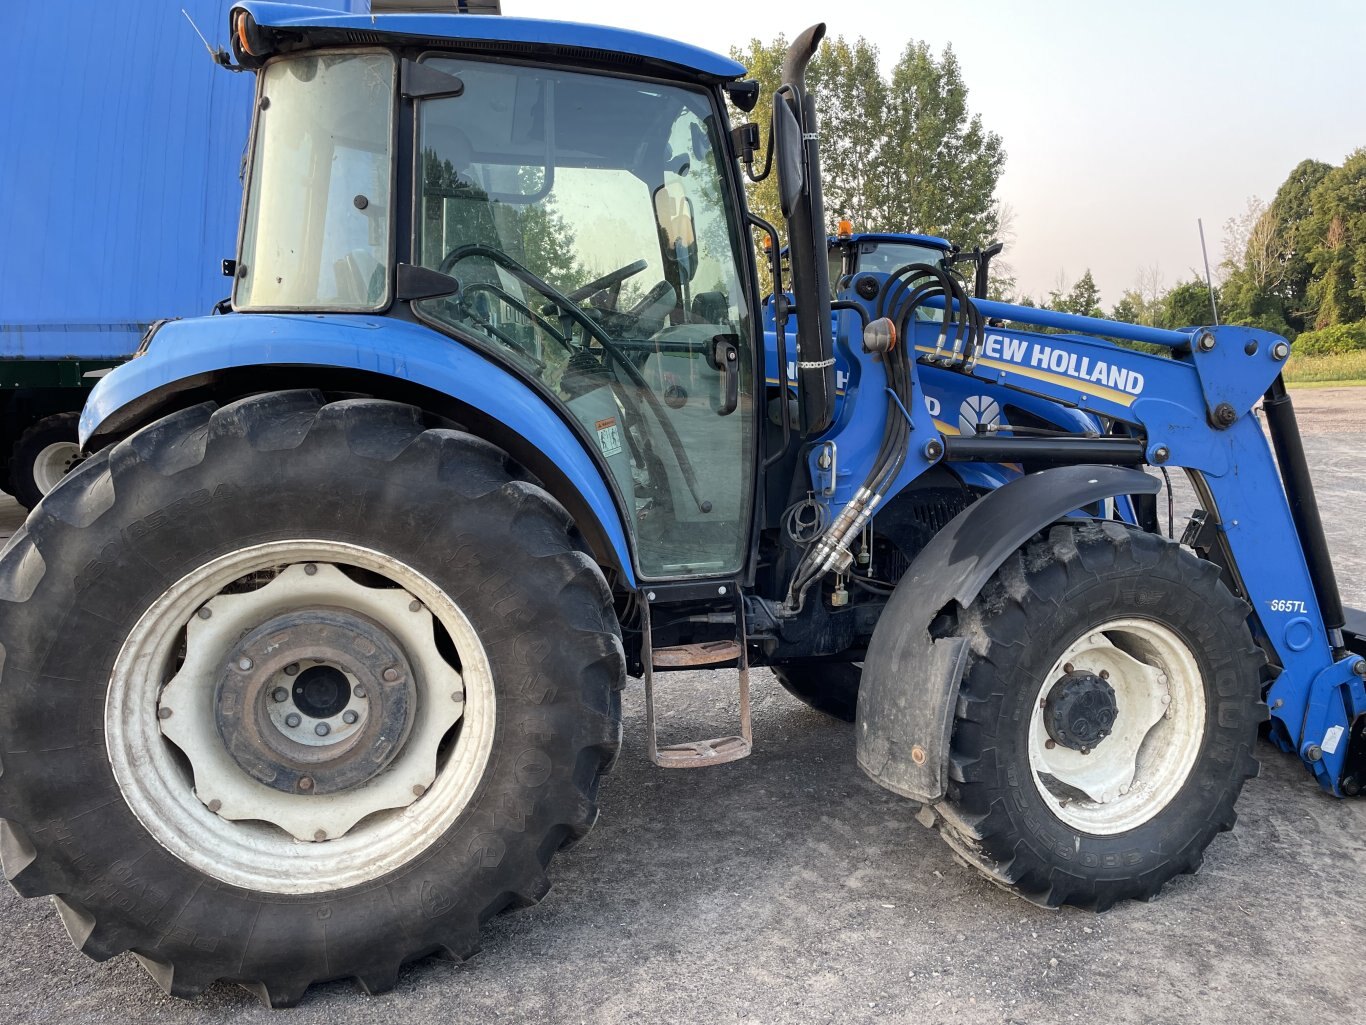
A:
[[1322, 725, 1345, 755], [595, 417, 622, 458]]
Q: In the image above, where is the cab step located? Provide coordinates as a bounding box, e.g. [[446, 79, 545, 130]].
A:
[[642, 590, 751, 769]]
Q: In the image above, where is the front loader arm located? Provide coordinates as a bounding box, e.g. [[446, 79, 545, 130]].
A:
[[820, 288, 1366, 795]]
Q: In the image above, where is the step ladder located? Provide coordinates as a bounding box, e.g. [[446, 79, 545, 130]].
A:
[[641, 590, 752, 768]]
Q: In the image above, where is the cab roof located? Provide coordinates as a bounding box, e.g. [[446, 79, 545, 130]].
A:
[[835, 231, 955, 251], [231, 2, 748, 82]]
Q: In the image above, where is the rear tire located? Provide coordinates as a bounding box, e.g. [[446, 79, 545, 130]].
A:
[[924, 522, 1264, 910], [9, 411, 81, 509], [772, 663, 861, 722], [0, 391, 624, 1005]]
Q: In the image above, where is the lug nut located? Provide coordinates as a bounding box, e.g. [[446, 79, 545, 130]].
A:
[[353, 685, 367, 699], [298, 776, 314, 792], [314, 830, 327, 841], [157, 707, 173, 720], [409, 599, 421, 612], [284, 663, 300, 676], [412, 785, 426, 798], [1099, 669, 1109, 680], [197, 607, 213, 620], [304, 563, 318, 576], [237, 657, 254, 671], [342, 710, 359, 725], [315, 722, 331, 737], [1045, 739, 1057, 750], [382, 667, 400, 682], [272, 687, 288, 703], [207, 799, 222, 812], [285, 713, 301, 728], [1063, 663, 1075, 674]]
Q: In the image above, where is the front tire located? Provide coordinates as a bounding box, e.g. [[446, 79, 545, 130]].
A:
[[0, 391, 624, 1005], [772, 663, 861, 722], [924, 522, 1264, 909]]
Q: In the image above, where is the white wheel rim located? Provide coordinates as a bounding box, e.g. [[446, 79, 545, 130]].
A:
[[31, 440, 80, 494], [106, 540, 496, 893], [1027, 617, 1205, 835]]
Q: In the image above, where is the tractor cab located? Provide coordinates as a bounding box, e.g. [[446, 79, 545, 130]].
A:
[[228, 9, 766, 581]]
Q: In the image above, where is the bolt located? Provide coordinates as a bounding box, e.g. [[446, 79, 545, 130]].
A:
[[1161, 694, 1172, 705], [646, 591, 657, 602], [1099, 669, 1109, 680], [314, 830, 327, 841], [1214, 403, 1237, 427], [1045, 739, 1057, 750], [207, 799, 222, 812], [1197, 333, 1216, 352], [924, 439, 944, 460], [718, 585, 727, 596], [412, 784, 426, 798], [1271, 341, 1290, 361], [382, 667, 400, 682], [342, 710, 359, 725], [1151, 446, 1170, 465], [315, 722, 331, 737], [272, 687, 289, 703], [285, 712, 301, 728], [1272, 698, 1284, 709], [1063, 663, 1075, 674], [1354, 661, 1366, 679], [409, 599, 422, 612], [284, 663, 300, 676], [157, 706, 173, 720], [1306, 744, 1323, 762], [298, 776, 315, 792], [304, 563, 318, 575], [237, 657, 253, 672], [197, 607, 213, 620], [353, 684, 367, 699]]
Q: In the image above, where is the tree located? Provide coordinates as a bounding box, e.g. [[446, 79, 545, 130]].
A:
[[729, 34, 1005, 252], [1164, 278, 1220, 329], [1058, 269, 1102, 318], [1304, 148, 1366, 328]]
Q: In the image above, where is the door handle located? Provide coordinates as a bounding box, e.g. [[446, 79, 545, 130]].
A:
[[708, 335, 740, 416]]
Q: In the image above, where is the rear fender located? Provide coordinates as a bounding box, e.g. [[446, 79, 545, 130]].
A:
[[81, 313, 637, 585], [855, 465, 1160, 804]]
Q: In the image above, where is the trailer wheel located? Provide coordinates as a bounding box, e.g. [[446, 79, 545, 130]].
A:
[[0, 391, 624, 1006], [772, 663, 861, 722], [9, 411, 81, 509], [925, 521, 1264, 910]]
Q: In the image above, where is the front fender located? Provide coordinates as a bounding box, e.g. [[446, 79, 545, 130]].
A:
[[855, 464, 1160, 804], [82, 313, 637, 586]]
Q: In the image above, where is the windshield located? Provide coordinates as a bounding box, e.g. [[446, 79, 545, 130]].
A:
[[830, 240, 952, 321], [236, 53, 394, 310], [414, 59, 756, 579]]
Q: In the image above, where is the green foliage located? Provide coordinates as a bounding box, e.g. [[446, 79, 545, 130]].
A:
[[1305, 148, 1366, 328], [1163, 278, 1219, 330], [730, 34, 1005, 252], [1056, 269, 1102, 318], [1290, 321, 1366, 356]]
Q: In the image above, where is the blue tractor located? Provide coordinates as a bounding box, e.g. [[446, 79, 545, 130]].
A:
[[2, 4, 1363, 1005]]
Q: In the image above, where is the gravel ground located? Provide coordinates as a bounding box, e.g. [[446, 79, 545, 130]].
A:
[[1, 387, 1363, 1023]]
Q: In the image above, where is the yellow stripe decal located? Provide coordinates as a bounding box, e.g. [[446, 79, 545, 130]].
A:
[[914, 346, 1137, 408]]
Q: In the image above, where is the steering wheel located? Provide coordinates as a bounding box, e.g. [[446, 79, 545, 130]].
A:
[[437, 245, 712, 513], [565, 260, 649, 306]]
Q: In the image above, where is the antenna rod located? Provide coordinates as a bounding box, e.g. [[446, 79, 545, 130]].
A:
[[1198, 218, 1219, 326]]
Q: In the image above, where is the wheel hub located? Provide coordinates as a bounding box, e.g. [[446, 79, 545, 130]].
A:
[[1043, 669, 1117, 751], [157, 561, 468, 842], [214, 607, 416, 795]]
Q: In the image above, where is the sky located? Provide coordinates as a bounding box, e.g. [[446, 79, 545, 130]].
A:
[[504, 0, 1366, 304]]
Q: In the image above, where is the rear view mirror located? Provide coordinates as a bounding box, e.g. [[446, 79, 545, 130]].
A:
[[654, 185, 699, 282]]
